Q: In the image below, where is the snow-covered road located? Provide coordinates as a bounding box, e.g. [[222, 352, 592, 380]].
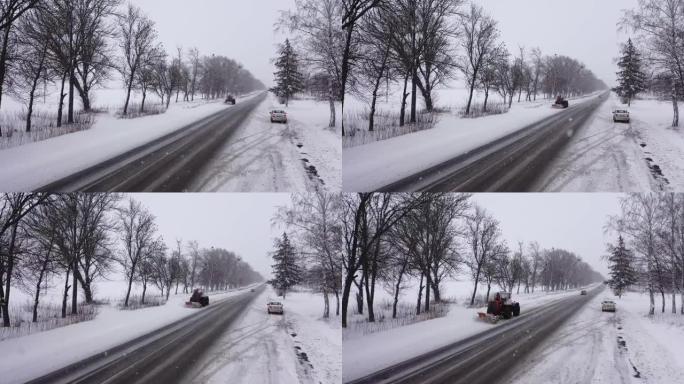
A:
[[536, 93, 683, 192], [181, 287, 341, 384], [505, 293, 684, 384], [505, 293, 636, 384], [190, 94, 341, 192]]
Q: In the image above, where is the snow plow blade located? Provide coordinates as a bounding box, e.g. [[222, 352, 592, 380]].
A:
[[185, 301, 203, 308], [477, 312, 500, 324]]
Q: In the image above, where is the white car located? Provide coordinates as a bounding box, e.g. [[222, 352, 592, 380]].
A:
[[613, 109, 630, 123], [602, 300, 616, 312], [270, 110, 288, 124], [267, 301, 284, 314]]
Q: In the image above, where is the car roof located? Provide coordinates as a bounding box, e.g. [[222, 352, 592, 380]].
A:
[[614, 110, 629, 113]]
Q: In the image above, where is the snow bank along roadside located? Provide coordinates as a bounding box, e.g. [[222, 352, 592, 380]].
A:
[[342, 282, 596, 382], [617, 293, 684, 379], [281, 288, 342, 384], [0, 284, 260, 384], [343, 93, 602, 192], [628, 97, 684, 191], [0, 93, 262, 191]]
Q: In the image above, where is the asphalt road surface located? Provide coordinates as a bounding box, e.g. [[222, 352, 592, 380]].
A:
[[348, 286, 604, 384], [39, 93, 267, 192], [28, 286, 264, 384], [381, 93, 609, 192]]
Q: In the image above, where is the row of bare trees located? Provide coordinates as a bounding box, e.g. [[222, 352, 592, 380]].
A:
[[341, 0, 606, 132], [0, 0, 264, 134], [341, 193, 602, 328], [608, 193, 684, 315], [0, 193, 262, 328]]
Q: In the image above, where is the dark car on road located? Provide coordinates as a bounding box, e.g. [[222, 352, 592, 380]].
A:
[[225, 95, 236, 105]]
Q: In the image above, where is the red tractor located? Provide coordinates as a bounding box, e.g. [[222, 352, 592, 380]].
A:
[[478, 292, 520, 324], [552, 96, 569, 109], [185, 289, 209, 308]]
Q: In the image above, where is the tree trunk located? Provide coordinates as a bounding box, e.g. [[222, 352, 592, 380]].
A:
[[392, 273, 403, 319], [68, 69, 75, 124], [341, 243, 358, 328], [470, 264, 482, 306], [400, 72, 409, 127], [32, 258, 48, 322], [323, 290, 330, 318], [364, 269, 374, 322], [416, 273, 424, 315], [649, 288, 655, 315], [124, 261, 137, 307], [0, 23, 13, 137], [62, 267, 71, 319], [140, 89, 147, 113], [424, 271, 431, 312], [2, 224, 18, 327], [123, 75, 135, 116], [335, 291, 340, 316], [57, 71, 68, 127], [340, 22, 355, 137], [483, 88, 490, 113], [141, 281, 147, 305], [328, 74, 336, 128], [465, 73, 478, 116], [71, 259, 78, 315], [672, 82, 679, 128], [411, 58, 418, 124]]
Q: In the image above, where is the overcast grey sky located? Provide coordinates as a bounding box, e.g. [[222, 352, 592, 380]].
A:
[[135, 0, 295, 86], [134, 193, 291, 279], [472, 193, 624, 276], [480, 0, 640, 86]]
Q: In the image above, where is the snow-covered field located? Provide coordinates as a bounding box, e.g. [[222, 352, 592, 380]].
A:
[[342, 276, 593, 382], [189, 93, 342, 192], [182, 286, 341, 384], [0, 92, 259, 191], [343, 85, 600, 191], [506, 291, 684, 384], [0, 283, 260, 384], [536, 93, 684, 192]]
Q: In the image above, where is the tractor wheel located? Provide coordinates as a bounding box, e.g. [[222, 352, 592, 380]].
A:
[[487, 301, 496, 315], [502, 307, 512, 319], [513, 303, 520, 317]]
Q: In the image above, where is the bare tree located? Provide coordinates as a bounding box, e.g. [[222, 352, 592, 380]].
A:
[[118, 4, 158, 116], [465, 204, 502, 306], [0, 193, 46, 327], [117, 198, 157, 308], [11, 7, 49, 132], [460, 3, 500, 116], [341, 0, 382, 135], [187, 47, 201, 101]]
